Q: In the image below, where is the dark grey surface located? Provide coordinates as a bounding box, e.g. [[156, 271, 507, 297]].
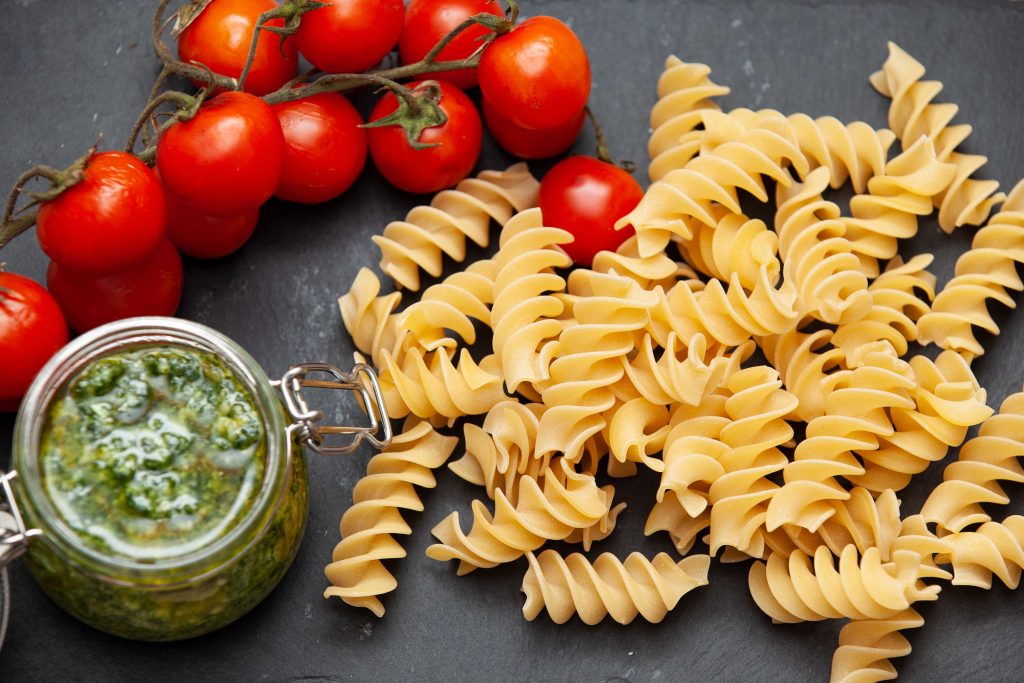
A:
[[2, 0, 1024, 680]]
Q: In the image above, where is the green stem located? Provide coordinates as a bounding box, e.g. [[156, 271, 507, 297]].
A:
[[0, 210, 40, 250], [3, 166, 62, 225], [151, 0, 238, 90], [584, 105, 614, 165], [125, 91, 197, 154]]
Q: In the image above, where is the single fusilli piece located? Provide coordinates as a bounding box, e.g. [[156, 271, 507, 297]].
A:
[[773, 167, 873, 324], [490, 208, 573, 393], [921, 389, 1024, 533], [647, 268, 799, 349], [372, 163, 540, 290], [757, 327, 844, 422], [593, 235, 696, 291], [677, 206, 780, 291], [830, 608, 923, 683], [707, 366, 799, 558], [620, 118, 810, 258], [648, 56, 731, 181], [372, 346, 508, 422], [536, 269, 659, 462], [522, 550, 710, 625], [842, 136, 957, 277], [767, 342, 916, 533], [748, 544, 941, 624], [339, 267, 403, 367], [870, 42, 1005, 232], [917, 180, 1024, 359], [938, 516, 1024, 590], [324, 421, 458, 617], [603, 397, 670, 471], [426, 459, 615, 574], [830, 254, 937, 360]]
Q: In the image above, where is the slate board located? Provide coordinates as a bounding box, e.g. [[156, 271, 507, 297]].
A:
[[2, 0, 1024, 680]]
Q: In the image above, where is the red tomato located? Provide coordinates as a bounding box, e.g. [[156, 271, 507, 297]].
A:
[[47, 239, 184, 334], [157, 91, 284, 218], [273, 92, 367, 204], [0, 272, 69, 411], [399, 0, 504, 89], [478, 16, 591, 130], [36, 152, 165, 275], [368, 80, 482, 194], [165, 190, 259, 259], [483, 99, 584, 159], [178, 0, 298, 96], [538, 156, 644, 267], [296, 0, 404, 74]]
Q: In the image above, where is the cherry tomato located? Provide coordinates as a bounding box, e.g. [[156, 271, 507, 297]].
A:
[[538, 156, 644, 267], [483, 99, 584, 159], [368, 80, 482, 194], [478, 16, 591, 130], [273, 92, 367, 204], [164, 187, 259, 259], [296, 0, 404, 74], [399, 0, 503, 89], [0, 272, 69, 411], [36, 151, 166, 275], [178, 0, 298, 96], [47, 239, 184, 334], [157, 91, 284, 218]]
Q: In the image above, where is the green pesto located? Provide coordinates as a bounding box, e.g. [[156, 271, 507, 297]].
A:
[[21, 345, 309, 641], [40, 347, 265, 561]]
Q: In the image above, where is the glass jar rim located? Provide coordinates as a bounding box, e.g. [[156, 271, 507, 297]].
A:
[[12, 317, 291, 582]]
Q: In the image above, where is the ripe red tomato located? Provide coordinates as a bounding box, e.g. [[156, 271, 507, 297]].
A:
[[36, 151, 166, 275], [0, 272, 69, 411], [478, 16, 591, 130], [296, 0, 404, 74], [47, 239, 184, 334], [483, 99, 584, 159], [538, 156, 644, 267], [399, 0, 504, 89], [273, 92, 367, 204], [157, 91, 284, 218], [164, 188, 259, 259], [178, 0, 298, 96], [368, 80, 482, 194]]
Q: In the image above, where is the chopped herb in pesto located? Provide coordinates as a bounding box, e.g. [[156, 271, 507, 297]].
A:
[[40, 347, 266, 560]]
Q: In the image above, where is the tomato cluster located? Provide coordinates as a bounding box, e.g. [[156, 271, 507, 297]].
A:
[[1, 0, 645, 410]]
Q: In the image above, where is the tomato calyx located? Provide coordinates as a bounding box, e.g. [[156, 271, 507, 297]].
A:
[[0, 139, 100, 250], [362, 79, 450, 150], [235, 0, 329, 91]]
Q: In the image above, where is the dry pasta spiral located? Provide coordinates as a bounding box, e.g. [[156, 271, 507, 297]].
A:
[[921, 389, 1024, 533], [324, 421, 458, 617], [373, 346, 507, 422], [939, 516, 1024, 590], [490, 208, 573, 393], [536, 269, 659, 462], [677, 206, 780, 291], [748, 544, 941, 624], [842, 136, 957, 277], [767, 342, 917, 533], [707, 366, 799, 558], [522, 550, 710, 625], [830, 608, 923, 683], [830, 254, 936, 360], [647, 268, 799, 349], [592, 235, 695, 291], [773, 167, 873, 324], [339, 267, 403, 367], [648, 56, 731, 181], [869, 42, 1005, 232], [372, 163, 540, 291], [426, 459, 615, 574], [757, 327, 844, 422], [620, 118, 810, 258], [917, 180, 1024, 359]]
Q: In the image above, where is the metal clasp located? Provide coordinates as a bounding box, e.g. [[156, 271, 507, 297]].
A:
[[272, 362, 392, 456], [0, 471, 42, 570]]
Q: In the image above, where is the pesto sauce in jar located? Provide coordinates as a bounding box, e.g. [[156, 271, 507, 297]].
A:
[[40, 347, 267, 562]]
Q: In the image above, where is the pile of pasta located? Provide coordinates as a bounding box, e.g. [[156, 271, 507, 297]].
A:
[[326, 41, 1024, 681]]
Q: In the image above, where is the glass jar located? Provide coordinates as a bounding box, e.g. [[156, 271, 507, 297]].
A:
[[0, 317, 390, 642]]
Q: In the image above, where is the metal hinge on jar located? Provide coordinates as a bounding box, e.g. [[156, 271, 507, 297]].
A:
[[0, 472, 42, 570], [273, 362, 393, 456]]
